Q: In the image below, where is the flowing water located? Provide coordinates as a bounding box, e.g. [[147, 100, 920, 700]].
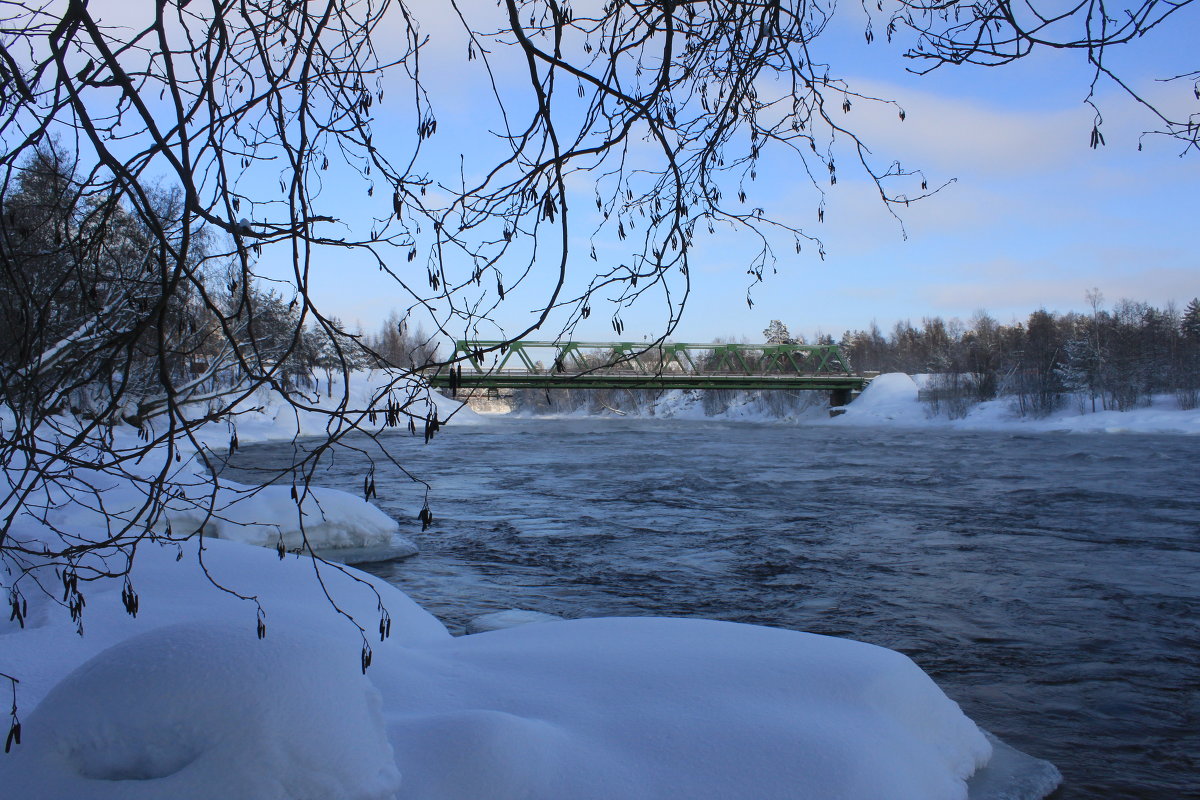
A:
[[225, 418, 1200, 799]]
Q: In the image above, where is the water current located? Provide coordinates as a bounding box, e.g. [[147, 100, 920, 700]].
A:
[[225, 418, 1200, 799]]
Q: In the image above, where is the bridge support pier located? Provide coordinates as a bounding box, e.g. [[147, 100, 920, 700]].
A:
[[829, 387, 852, 409]]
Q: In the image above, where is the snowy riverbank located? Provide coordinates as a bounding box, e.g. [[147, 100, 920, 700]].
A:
[[1, 370, 479, 570], [0, 538, 1061, 799], [1, 371, 1063, 798], [508, 372, 1200, 435], [828, 373, 1200, 435]]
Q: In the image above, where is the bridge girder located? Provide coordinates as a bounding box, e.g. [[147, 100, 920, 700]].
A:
[[426, 340, 867, 394]]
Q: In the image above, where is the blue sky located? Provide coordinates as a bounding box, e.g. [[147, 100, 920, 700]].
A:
[[224, 3, 1199, 344]]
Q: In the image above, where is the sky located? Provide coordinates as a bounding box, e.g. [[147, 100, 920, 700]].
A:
[[83, 0, 1200, 345], [305, 2, 1198, 345]]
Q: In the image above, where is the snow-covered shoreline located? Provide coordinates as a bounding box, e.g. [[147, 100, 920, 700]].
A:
[[505, 372, 1200, 436], [1, 371, 1064, 799], [828, 373, 1200, 435], [1, 535, 1061, 799]]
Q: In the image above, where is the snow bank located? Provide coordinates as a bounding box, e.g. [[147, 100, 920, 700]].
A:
[[957, 393, 1200, 435], [179, 369, 481, 556], [166, 480, 417, 562], [826, 373, 1200, 435], [382, 617, 993, 800], [1, 622, 402, 800], [830, 372, 928, 425], [205, 368, 484, 447], [0, 429, 417, 565], [504, 371, 1199, 435], [177, 369, 481, 556], [2, 369, 476, 564], [1, 567, 1014, 799]]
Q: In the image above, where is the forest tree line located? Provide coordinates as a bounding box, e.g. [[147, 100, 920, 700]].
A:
[[835, 300, 1200, 417]]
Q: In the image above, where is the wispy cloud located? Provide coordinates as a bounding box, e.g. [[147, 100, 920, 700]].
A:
[[836, 78, 1093, 177]]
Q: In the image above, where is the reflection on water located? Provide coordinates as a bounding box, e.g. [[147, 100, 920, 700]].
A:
[[225, 418, 1200, 799]]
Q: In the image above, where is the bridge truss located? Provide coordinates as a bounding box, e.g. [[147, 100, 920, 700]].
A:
[[425, 341, 869, 395]]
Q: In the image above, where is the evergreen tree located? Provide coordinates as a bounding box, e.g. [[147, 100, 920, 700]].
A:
[[762, 320, 795, 344], [1177, 298, 1200, 409], [1183, 298, 1200, 341]]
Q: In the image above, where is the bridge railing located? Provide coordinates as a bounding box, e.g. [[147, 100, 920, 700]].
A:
[[442, 340, 855, 377]]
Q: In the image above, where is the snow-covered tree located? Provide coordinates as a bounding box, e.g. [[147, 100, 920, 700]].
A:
[[762, 320, 796, 345]]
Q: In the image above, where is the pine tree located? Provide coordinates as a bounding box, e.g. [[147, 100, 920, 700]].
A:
[[762, 320, 794, 344], [1182, 298, 1200, 341]]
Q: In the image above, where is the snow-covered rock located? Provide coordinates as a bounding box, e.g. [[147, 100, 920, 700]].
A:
[[1, 622, 402, 800], [166, 480, 417, 562], [381, 616, 997, 800]]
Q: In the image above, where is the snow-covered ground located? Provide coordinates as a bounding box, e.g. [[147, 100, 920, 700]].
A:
[[1, 371, 1064, 799], [828, 373, 1200, 434]]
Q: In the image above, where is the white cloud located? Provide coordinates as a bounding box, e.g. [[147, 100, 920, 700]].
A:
[[834, 78, 1093, 177]]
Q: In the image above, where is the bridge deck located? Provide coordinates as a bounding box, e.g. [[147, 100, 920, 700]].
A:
[[428, 371, 866, 392], [426, 340, 869, 394]]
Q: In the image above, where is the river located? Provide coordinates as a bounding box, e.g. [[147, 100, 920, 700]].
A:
[[224, 418, 1200, 799]]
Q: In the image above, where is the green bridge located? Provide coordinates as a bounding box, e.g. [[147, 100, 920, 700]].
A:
[[426, 341, 870, 404]]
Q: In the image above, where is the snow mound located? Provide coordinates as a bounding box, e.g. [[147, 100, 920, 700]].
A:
[[167, 481, 414, 559], [957, 393, 1200, 435], [465, 608, 565, 634], [0, 537, 449, 707], [0, 622, 401, 800], [834, 372, 928, 425], [380, 617, 993, 799]]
